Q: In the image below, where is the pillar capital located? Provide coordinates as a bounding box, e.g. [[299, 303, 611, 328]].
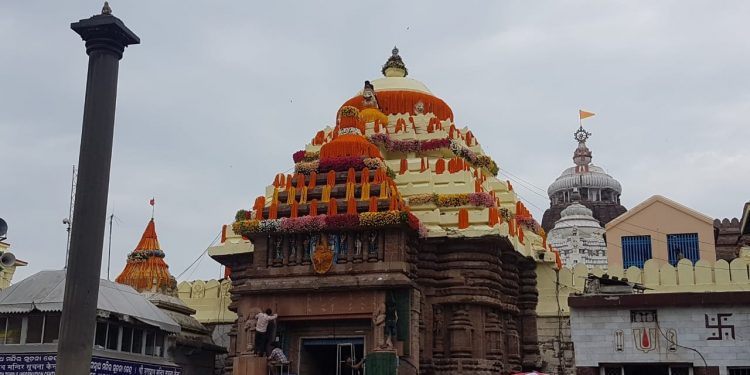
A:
[[71, 10, 139, 59]]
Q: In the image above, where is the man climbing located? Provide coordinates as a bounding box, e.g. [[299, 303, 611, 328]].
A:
[[255, 308, 278, 356]]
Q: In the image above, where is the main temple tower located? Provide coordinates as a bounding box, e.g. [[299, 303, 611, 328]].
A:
[[542, 126, 626, 233], [212, 48, 549, 375]]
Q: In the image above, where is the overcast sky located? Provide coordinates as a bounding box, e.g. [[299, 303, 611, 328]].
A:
[[2, 1, 749, 282]]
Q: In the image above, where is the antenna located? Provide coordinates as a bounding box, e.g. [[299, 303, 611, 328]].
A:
[[64, 165, 77, 268], [107, 212, 114, 280]]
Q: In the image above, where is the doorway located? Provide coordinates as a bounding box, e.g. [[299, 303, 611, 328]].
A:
[[623, 364, 669, 375], [299, 337, 365, 375]]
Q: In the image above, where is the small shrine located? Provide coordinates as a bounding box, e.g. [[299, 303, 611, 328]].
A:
[[213, 48, 548, 375], [116, 217, 225, 373]]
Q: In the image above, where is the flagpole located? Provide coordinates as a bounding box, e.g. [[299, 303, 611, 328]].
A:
[[151, 197, 155, 219]]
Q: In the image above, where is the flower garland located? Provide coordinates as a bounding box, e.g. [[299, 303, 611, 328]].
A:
[[449, 140, 498, 174], [294, 156, 390, 175], [295, 161, 319, 175], [126, 249, 165, 262], [319, 157, 367, 173], [368, 134, 499, 176], [232, 211, 425, 237], [292, 150, 320, 163], [407, 192, 495, 208]]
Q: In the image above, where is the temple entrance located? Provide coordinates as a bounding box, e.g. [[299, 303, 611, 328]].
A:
[[299, 337, 365, 375], [623, 364, 669, 375]]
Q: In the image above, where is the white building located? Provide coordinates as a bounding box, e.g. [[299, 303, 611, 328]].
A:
[[570, 291, 750, 375], [547, 200, 608, 270]]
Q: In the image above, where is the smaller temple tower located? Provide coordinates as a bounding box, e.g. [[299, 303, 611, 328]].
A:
[[546, 191, 608, 269], [116, 217, 225, 375], [116, 218, 177, 294], [542, 126, 626, 233]]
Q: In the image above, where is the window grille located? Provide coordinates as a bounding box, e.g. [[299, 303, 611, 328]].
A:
[[621, 235, 652, 268], [729, 368, 750, 375], [667, 233, 699, 265]]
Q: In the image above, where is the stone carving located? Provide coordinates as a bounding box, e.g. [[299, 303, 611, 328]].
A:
[[433, 305, 445, 358], [385, 296, 398, 349], [288, 236, 297, 265], [339, 233, 349, 257], [373, 302, 387, 349], [448, 304, 473, 359], [367, 231, 379, 260], [192, 281, 205, 298], [354, 235, 363, 262], [242, 307, 262, 354], [274, 237, 284, 261]]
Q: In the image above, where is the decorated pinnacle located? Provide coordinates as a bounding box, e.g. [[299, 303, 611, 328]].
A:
[[382, 46, 408, 77], [101, 1, 112, 15], [574, 125, 591, 143]]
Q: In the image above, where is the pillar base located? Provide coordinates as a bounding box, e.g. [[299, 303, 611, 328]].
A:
[[233, 354, 267, 375], [367, 350, 398, 375]]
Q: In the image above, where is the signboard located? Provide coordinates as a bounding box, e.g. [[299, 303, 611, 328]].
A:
[[0, 353, 181, 375]]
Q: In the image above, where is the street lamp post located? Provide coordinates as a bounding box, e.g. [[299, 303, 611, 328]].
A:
[[56, 3, 139, 374]]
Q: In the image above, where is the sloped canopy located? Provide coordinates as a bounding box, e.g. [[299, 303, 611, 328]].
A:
[[0, 270, 180, 333]]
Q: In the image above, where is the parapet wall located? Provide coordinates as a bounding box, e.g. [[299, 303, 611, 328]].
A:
[[177, 279, 236, 324], [537, 256, 750, 317]]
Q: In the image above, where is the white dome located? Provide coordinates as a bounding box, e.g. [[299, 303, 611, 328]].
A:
[[358, 76, 432, 95], [552, 203, 602, 229], [547, 164, 622, 197]]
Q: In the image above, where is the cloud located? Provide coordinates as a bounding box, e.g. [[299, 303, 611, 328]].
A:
[[2, 1, 749, 282]]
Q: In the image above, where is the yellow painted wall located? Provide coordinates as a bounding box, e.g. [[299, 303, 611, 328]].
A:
[[536, 253, 750, 317], [177, 279, 236, 324], [605, 197, 716, 268]]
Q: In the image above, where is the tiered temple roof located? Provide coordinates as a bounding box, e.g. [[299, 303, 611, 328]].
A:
[[229, 48, 549, 258], [115, 218, 177, 295]]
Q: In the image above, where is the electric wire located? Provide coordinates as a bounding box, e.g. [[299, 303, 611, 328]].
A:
[[176, 230, 221, 280]]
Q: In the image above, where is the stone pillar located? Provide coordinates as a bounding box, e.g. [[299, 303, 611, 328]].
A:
[[447, 304, 473, 358], [484, 309, 503, 361], [56, 5, 139, 375], [432, 304, 445, 358], [518, 259, 541, 369]]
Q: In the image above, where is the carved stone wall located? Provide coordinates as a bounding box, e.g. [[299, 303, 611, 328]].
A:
[[417, 237, 540, 374]]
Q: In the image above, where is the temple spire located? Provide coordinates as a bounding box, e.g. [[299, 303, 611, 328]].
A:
[[115, 218, 176, 295], [573, 126, 592, 173]]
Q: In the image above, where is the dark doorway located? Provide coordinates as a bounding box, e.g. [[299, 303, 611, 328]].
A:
[[299, 337, 365, 375], [623, 364, 669, 375]]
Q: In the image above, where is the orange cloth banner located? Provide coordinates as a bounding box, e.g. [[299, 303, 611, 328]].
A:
[[458, 208, 469, 229], [579, 110, 595, 120]]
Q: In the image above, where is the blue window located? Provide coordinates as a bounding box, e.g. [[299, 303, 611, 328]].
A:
[[622, 235, 652, 268], [667, 233, 699, 265]]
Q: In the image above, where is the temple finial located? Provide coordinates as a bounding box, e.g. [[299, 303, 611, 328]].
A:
[[382, 46, 408, 77], [101, 2, 112, 16]]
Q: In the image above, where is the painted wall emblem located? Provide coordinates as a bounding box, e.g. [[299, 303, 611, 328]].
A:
[[312, 238, 334, 274], [614, 329, 624, 352], [632, 328, 658, 353], [705, 313, 735, 340]]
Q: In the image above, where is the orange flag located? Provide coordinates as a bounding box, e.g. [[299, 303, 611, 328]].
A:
[[579, 110, 595, 120]]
